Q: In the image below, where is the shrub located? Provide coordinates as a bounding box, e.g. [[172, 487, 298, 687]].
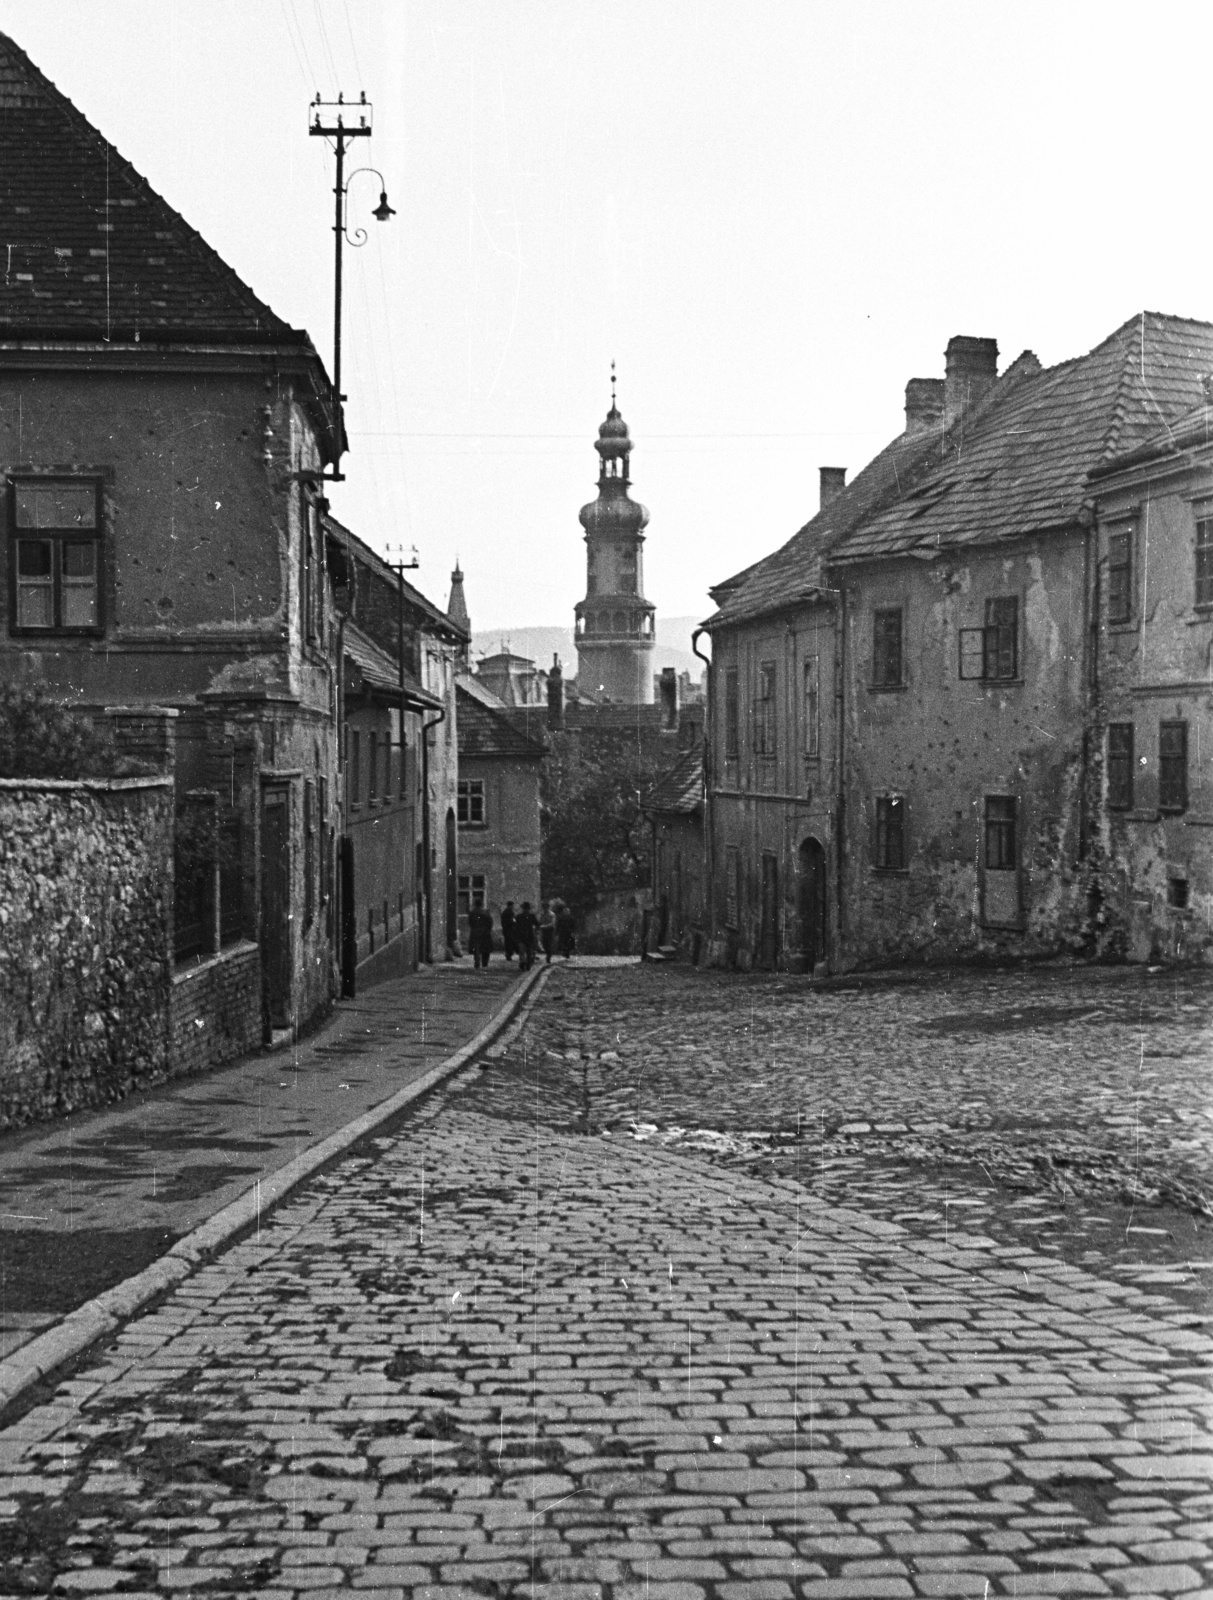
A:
[[0, 685, 146, 780]]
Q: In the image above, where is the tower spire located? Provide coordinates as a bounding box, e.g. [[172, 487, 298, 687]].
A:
[[610, 359, 616, 412]]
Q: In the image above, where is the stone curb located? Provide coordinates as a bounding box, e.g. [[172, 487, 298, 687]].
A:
[[0, 964, 550, 1414]]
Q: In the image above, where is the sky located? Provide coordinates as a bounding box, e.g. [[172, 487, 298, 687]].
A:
[[3, 1, 1212, 635]]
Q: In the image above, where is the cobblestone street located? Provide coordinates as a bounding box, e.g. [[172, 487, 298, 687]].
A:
[[2, 962, 1211, 1599]]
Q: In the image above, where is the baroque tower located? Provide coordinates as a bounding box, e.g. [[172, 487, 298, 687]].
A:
[[574, 377, 655, 703]]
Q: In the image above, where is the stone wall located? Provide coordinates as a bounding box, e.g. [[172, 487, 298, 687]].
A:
[[0, 777, 173, 1130], [169, 942, 262, 1075]]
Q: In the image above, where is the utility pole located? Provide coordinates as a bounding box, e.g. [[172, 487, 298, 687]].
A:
[[309, 93, 394, 481]]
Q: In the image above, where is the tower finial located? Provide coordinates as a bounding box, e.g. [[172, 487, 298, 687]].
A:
[[610, 359, 616, 411]]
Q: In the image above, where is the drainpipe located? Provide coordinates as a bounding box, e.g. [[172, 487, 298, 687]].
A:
[[421, 704, 446, 962], [691, 626, 712, 954]]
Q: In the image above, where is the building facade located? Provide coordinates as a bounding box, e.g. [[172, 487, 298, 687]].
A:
[[455, 676, 545, 947], [702, 314, 1213, 971]]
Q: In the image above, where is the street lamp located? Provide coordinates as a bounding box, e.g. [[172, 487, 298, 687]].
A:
[[309, 92, 395, 481]]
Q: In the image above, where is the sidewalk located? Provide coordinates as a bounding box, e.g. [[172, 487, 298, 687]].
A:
[[0, 959, 535, 1364]]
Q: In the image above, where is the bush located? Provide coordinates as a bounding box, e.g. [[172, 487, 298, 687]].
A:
[[540, 729, 664, 914], [0, 685, 146, 780]]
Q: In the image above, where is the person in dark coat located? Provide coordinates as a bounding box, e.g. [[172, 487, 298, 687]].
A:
[[555, 900, 576, 960], [469, 905, 494, 969], [515, 901, 538, 971], [500, 901, 517, 963]]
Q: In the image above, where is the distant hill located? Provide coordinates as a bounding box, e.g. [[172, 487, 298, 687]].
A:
[[472, 616, 704, 681]]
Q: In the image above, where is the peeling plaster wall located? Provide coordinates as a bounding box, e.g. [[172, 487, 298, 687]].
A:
[[0, 778, 173, 1130], [840, 537, 1094, 966], [1097, 473, 1213, 964], [455, 753, 542, 948]]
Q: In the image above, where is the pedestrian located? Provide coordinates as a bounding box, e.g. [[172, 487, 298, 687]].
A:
[[538, 900, 556, 965], [470, 904, 494, 969], [555, 899, 576, 960], [515, 900, 538, 971], [500, 900, 517, 963]]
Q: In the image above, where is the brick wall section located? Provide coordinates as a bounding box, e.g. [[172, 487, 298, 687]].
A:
[[169, 943, 261, 1075], [0, 777, 173, 1130]]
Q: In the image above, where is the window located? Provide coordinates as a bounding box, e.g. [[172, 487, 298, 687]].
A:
[[395, 710, 407, 798], [457, 873, 486, 916], [11, 480, 101, 633], [319, 775, 332, 934], [1169, 877, 1190, 910], [725, 845, 740, 929], [872, 609, 902, 687], [1159, 721, 1188, 813], [1107, 724, 1134, 811], [959, 596, 1019, 680], [1196, 512, 1213, 609], [457, 778, 485, 826], [984, 796, 1017, 871], [350, 730, 361, 805], [368, 732, 379, 802], [874, 796, 906, 870], [983, 597, 1018, 680], [724, 667, 739, 759], [804, 656, 820, 758], [755, 661, 777, 757], [1107, 530, 1132, 624]]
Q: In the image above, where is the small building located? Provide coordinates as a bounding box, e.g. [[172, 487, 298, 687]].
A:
[[1089, 386, 1213, 963], [474, 649, 548, 707], [455, 675, 545, 948], [645, 714, 706, 958]]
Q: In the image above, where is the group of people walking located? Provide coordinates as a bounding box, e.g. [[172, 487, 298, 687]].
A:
[[466, 898, 575, 971]]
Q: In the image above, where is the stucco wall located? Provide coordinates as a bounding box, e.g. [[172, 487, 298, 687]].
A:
[[0, 777, 173, 1130], [839, 538, 1094, 966], [456, 754, 542, 946], [1096, 477, 1213, 964]]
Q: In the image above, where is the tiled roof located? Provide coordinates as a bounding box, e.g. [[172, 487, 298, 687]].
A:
[[645, 743, 704, 816], [0, 32, 305, 344], [344, 623, 439, 707], [1091, 400, 1213, 480], [326, 516, 468, 641], [830, 312, 1213, 564], [456, 683, 546, 758], [702, 417, 966, 631], [563, 702, 671, 733]]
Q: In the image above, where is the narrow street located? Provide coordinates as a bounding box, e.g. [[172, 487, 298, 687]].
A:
[[2, 962, 1211, 1599]]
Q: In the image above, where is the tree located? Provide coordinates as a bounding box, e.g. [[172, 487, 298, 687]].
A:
[[0, 685, 141, 780], [540, 729, 665, 912]]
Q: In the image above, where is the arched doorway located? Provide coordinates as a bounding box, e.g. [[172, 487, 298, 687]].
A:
[[444, 808, 458, 954], [798, 837, 827, 971]]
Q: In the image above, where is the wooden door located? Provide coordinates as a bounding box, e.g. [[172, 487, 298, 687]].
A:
[[798, 837, 827, 970], [260, 784, 292, 1032], [759, 852, 779, 968]]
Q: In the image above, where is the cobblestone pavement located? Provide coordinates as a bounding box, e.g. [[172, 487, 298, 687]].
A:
[[1, 962, 1211, 1599]]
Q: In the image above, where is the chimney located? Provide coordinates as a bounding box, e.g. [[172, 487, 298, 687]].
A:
[[944, 336, 998, 426], [546, 654, 564, 729], [659, 665, 679, 730], [904, 377, 945, 435], [819, 466, 846, 511]]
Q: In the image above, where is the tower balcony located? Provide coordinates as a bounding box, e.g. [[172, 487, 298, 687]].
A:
[[575, 599, 656, 642]]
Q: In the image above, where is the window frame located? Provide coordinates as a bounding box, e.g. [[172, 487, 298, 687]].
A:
[[1158, 720, 1188, 814], [872, 608, 903, 689], [9, 476, 104, 637], [984, 795, 1018, 871], [803, 655, 820, 759], [1106, 723, 1134, 812], [754, 660, 777, 759], [1107, 529, 1133, 625], [457, 777, 486, 827], [457, 873, 487, 916], [1196, 510, 1213, 610], [874, 795, 907, 871], [724, 667, 740, 760], [959, 596, 1020, 681]]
